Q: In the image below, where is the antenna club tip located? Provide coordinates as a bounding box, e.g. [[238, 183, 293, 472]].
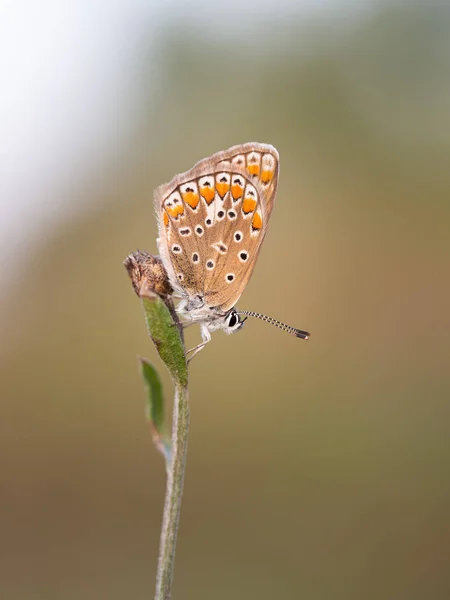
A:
[[296, 331, 311, 340]]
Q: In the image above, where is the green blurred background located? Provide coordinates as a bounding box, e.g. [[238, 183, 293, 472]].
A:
[[2, 1, 450, 598]]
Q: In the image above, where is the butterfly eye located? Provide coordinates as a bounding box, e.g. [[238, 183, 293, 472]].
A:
[[225, 311, 245, 333], [228, 312, 238, 328]]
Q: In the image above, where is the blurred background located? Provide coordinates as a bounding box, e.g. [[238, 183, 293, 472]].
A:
[[1, 1, 450, 598]]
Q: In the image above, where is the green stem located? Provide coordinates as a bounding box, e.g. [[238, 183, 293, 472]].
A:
[[154, 384, 189, 600]]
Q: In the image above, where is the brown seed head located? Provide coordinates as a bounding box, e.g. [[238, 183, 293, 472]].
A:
[[123, 251, 173, 298]]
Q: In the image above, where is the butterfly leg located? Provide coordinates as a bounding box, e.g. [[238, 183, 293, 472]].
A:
[[169, 320, 196, 331], [180, 320, 196, 330], [186, 323, 211, 363]]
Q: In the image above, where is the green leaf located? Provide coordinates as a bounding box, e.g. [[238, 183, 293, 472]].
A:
[[140, 358, 172, 465], [140, 288, 188, 389], [140, 358, 165, 433]]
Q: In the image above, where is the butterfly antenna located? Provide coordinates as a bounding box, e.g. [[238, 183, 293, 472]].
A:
[[237, 311, 310, 339]]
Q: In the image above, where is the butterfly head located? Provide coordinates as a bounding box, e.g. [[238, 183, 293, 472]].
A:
[[222, 308, 247, 335], [206, 307, 246, 335]]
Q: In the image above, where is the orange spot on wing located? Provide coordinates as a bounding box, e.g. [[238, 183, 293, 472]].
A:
[[252, 212, 262, 230], [200, 186, 215, 205], [261, 170, 274, 183], [247, 163, 260, 176], [216, 182, 229, 198], [166, 204, 184, 219], [182, 191, 199, 209], [242, 197, 257, 214], [231, 184, 243, 200], [163, 212, 169, 227]]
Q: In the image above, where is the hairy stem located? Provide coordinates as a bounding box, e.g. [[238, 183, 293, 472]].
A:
[[155, 384, 189, 600]]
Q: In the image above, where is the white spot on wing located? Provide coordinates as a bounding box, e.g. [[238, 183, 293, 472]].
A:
[[180, 181, 199, 195], [212, 241, 228, 254], [216, 207, 226, 221], [262, 153, 275, 171], [247, 152, 261, 172], [215, 172, 231, 186], [205, 200, 216, 224], [231, 154, 245, 167], [244, 182, 257, 199], [198, 175, 214, 194], [165, 191, 182, 208]]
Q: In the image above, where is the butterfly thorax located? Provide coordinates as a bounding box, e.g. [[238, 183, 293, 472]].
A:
[[177, 294, 245, 335]]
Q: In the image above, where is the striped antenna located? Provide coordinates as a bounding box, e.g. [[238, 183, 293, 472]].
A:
[[236, 311, 310, 340]]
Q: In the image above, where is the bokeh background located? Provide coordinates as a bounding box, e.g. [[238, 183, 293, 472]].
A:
[[2, 1, 450, 598]]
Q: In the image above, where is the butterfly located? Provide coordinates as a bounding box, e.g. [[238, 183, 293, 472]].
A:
[[154, 142, 310, 359]]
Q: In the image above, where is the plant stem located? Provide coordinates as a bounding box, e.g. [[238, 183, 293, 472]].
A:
[[154, 383, 190, 600], [124, 250, 190, 600]]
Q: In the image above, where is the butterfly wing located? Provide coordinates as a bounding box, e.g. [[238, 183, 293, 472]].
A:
[[154, 143, 279, 310]]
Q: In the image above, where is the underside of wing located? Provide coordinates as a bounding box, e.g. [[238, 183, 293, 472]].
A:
[[153, 142, 279, 310]]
